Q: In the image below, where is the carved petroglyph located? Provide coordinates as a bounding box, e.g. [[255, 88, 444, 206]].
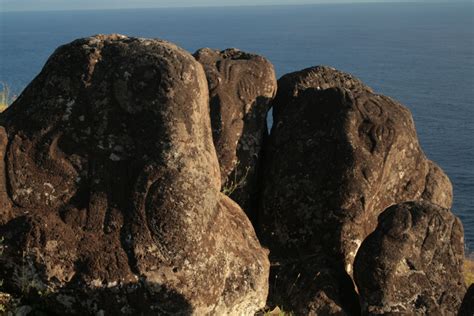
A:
[[194, 48, 276, 218], [261, 66, 454, 314], [1, 35, 269, 315]]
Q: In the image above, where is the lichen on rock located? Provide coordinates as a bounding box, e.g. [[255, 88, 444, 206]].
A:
[[259, 66, 454, 314], [354, 201, 465, 315], [0, 34, 269, 315]]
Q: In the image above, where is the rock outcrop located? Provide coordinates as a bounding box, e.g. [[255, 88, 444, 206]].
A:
[[354, 201, 465, 315], [259, 66, 453, 314], [0, 35, 269, 315], [194, 48, 276, 219], [0, 38, 466, 316]]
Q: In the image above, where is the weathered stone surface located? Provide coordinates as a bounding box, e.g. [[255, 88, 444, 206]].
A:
[[0, 126, 12, 222], [194, 48, 276, 218], [0, 34, 269, 315], [354, 201, 465, 315], [459, 284, 474, 316], [273, 65, 373, 119], [268, 255, 357, 316], [259, 66, 453, 314]]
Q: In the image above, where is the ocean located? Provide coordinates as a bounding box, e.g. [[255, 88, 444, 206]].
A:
[[1, 2, 473, 249]]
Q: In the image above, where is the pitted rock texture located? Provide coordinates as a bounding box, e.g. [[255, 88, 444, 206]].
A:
[[354, 201, 465, 315], [272, 65, 374, 120], [267, 254, 357, 316], [194, 48, 276, 218], [0, 34, 269, 315], [260, 66, 453, 314], [458, 284, 474, 316]]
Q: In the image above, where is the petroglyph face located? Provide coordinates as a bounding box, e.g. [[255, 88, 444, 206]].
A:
[[259, 66, 453, 313], [0, 35, 269, 315], [194, 48, 277, 216], [194, 48, 276, 183], [4, 35, 219, 216]]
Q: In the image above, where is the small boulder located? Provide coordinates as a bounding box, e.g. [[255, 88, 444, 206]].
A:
[[354, 201, 465, 315], [194, 48, 276, 218]]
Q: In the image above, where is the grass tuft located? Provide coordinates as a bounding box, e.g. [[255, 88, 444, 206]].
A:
[[222, 161, 250, 196], [256, 306, 293, 316], [464, 257, 474, 286], [0, 82, 13, 112]]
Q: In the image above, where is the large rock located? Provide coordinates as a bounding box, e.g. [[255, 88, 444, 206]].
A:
[[354, 201, 465, 315], [0, 35, 269, 315], [260, 66, 453, 314], [194, 48, 276, 219]]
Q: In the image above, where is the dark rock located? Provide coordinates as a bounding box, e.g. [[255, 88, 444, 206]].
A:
[[459, 284, 474, 316], [273, 65, 373, 119], [0, 34, 269, 315], [354, 201, 465, 315], [194, 48, 276, 218], [0, 126, 12, 221], [268, 254, 356, 316], [259, 66, 453, 314]]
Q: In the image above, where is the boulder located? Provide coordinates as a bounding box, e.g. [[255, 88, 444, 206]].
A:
[[459, 284, 474, 316], [354, 201, 465, 315], [259, 66, 453, 314], [0, 34, 269, 315], [194, 48, 276, 219]]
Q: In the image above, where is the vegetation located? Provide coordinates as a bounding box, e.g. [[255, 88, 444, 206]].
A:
[[0, 82, 13, 112], [222, 161, 250, 196], [0, 236, 7, 313], [464, 257, 474, 286], [0, 240, 51, 314], [257, 306, 293, 316]]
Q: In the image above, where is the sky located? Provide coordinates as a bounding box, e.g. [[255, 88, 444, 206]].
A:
[[0, 0, 463, 12]]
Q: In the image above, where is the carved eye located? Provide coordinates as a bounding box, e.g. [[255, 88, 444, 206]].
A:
[[8, 132, 78, 209], [358, 120, 376, 153], [360, 98, 383, 119]]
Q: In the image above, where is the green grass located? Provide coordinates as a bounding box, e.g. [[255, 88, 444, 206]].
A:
[[222, 161, 250, 196]]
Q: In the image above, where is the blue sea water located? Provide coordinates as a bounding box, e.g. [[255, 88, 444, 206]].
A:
[[1, 2, 473, 249]]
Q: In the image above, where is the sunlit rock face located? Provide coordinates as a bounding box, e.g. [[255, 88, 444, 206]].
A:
[[354, 201, 465, 315], [0, 34, 269, 315], [194, 47, 277, 220], [259, 66, 453, 314]]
